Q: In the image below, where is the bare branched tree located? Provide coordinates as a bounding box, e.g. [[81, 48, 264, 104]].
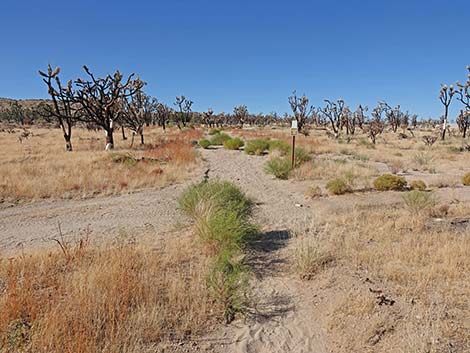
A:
[[288, 91, 314, 135], [74, 66, 144, 150], [233, 105, 248, 128], [439, 84, 456, 141], [174, 96, 193, 130], [38, 65, 77, 151], [120, 87, 157, 146], [321, 99, 347, 138], [456, 110, 470, 138], [155, 102, 171, 131]]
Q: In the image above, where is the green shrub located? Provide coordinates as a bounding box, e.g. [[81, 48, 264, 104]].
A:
[[210, 133, 231, 145], [294, 147, 311, 165], [268, 139, 290, 155], [208, 128, 221, 135], [264, 157, 292, 179], [373, 174, 407, 191], [199, 139, 211, 149], [223, 137, 244, 150], [410, 180, 427, 191], [462, 173, 470, 186], [179, 181, 258, 322], [402, 190, 437, 213], [326, 178, 352, 195], [245, 139, 269, 155]]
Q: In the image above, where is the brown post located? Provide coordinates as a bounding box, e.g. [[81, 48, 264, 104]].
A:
[[291, 135, 296, 168]]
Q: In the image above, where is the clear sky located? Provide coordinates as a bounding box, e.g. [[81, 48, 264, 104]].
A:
[[0, 0, 468, 118]]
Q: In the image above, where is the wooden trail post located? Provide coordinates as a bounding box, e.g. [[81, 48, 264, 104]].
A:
[[291, 119, 298, 168]]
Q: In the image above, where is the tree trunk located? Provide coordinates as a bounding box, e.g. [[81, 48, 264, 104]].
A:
[[130, 133, 135, 148], [121, 126, 127, 140], [65, 135, 73, 152], [442, 106, 448, 140], [140, 132, 144, 145], [105, 130, 114, 150]]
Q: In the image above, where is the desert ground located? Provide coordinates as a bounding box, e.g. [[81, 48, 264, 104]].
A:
[[0, 125, 469, 353]]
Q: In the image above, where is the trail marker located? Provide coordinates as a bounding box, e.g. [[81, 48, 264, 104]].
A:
[[291, 120, 298, 168]]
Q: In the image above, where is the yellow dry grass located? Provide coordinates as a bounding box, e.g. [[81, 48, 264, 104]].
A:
[[0, 234, 217, 353], [0, 127, 202, 200], [303, 203, 470, 352]]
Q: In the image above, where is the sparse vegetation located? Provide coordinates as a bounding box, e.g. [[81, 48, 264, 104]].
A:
[[402, 190, 437, 213], [326, 178, 352, 195], [223, 137, 244, 150], [210, 132, 231, 146], [373, 174, 407, 191], [409, 179, 427, 191], [179, 181, 258, 322], [245, 139, 270, 155], [264, 157, 292, 179], [199, 138, 211, 149]]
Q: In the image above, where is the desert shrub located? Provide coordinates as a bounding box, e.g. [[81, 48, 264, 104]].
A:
[[293, 240, 334, 280], [402, 190, 437, 213], [245, 139, 269, 155], [210, 133, 231, 146], [412, 152, 434, 169], [410, 180, 427, 191], [268, 139, 290, 155], [294, 147, 311, 165], [223, 137, 244, 150], [109, 152, 139, 166], [373, 174, 407, 191], [179, 180, 253, 220], [264, 157, 292, 180], [199, 139, 211, 149], [388, 159, 404, 174], [208, 128, 221, 135], [326, 178, 352, 195], [307, 185, 322, 198], [179, 181, 257, 322], [462, 173, 470, 186]]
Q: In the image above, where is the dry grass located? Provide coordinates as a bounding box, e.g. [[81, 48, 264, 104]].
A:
[[0, 127, 202, 200], [313, 203, 470, 352], [0, 234, 217, 353]]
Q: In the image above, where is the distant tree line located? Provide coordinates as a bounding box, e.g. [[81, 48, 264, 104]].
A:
[[2, 63, 469, 150]]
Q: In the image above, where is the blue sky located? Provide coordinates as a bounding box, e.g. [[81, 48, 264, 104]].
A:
[[0, 0, 468, 118]]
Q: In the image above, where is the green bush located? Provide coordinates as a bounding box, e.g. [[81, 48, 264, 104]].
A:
[[245, 139, 269, 155], [326, 178, 352, 195], [223, 137, 244, 150], [294, 147, 310, 165], [210, 133, 231, 146], [402, 190, 437, 213], [268, 139, 290, 155], [462, 173, 470, 186], [179, 181, 257, 322], [208, 128, 221, 135], [410, 180, 427, 191], [264, 157, 292, 179], [199, 139, 211, 149], [373, 174, 407, 191]]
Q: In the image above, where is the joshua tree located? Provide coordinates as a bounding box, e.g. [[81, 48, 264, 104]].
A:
[[74, 66, 144, 150], [353, 105, 367, 132], [155, 102, 171, 131], [288, 91, 314, 135], [38, 65, 77, 151], [202, 108, 215, 127], [120, 87, 156, 146], [439, 84, 456, 140], [321, 99, 347, 137], [233, 105, 248, 128], [456, 110, 470, 138], [173, 96, 193, 129]]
